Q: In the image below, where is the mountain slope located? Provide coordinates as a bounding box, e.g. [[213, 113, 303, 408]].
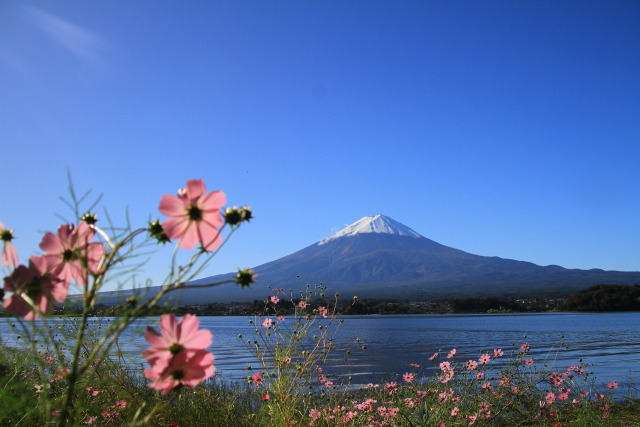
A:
[[98, 215, 640, 304]]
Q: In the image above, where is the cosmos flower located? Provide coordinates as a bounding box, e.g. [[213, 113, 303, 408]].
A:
[[2, 256, 67, 319], [159, 179, 226, 251]]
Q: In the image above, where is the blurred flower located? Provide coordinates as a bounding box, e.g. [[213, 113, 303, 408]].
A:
[[251, 372, 264, 385], [3, 256, 67, 319], [317, 306, 328, 318], [40, 223, 105, 287], [0, 221, 18, 267], [159, 179, 225, 251]]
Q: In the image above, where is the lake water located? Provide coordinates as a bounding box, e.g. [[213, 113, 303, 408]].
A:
[[1, 312, 638, 393]]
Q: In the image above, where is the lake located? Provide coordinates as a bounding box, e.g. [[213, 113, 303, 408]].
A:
[[1, 312, 638, 394]]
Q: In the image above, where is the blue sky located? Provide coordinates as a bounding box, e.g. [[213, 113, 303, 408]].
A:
[[1, 1, 639, 292]]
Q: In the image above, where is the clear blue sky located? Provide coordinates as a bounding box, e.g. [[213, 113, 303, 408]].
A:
[[1, 1, 639, 292]]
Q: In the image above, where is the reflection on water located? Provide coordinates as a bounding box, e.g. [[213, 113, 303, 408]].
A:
[[1, 312, 639, 390]]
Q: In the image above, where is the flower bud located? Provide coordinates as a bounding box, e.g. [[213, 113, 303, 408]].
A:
[[147, 220, 171, 244], [235, 269, 256, 288], [80, 212, 98, 225], [224, 206, 253, 225]]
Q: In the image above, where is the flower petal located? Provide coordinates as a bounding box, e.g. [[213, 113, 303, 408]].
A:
[[159, 194, 188, 217], [185, 179, 206, 200]]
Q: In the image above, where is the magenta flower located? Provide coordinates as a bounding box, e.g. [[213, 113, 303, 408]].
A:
[[252, 372, 264, 385], [159, 179, 226, 251], [262, 318, 273, 328], [402, 372, 415, 383], [0, 221, 18, 268], [144, 349, 215, 395], [143, 314, 212, 366], [2, 256, 67, 319], [40, 223, 105, 287], [464, 360, 478, 371], [478, 354, 491, 364], [606, 381, 618, 389]]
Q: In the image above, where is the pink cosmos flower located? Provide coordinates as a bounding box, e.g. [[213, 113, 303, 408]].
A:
[[298, 300, 308, 309], [464, 360, 478, 370], [277, 316, 285, 322], [468, 414, 478, 426], [260, 394, 270, 401], [318, 306, 328, 318], [545, 392, 556, 404], [252, 372, 264, 385], [85, 416, 98, 425], [429, 352, 439, 360], [0, 221, 18, 268], [451, 407, 459, 416], [525, 358, 534, 365], [407, 363, 420, 367], [607, 381, 618, 389], [159, 179, 226, 251], [493, 349, 504, 357], [439, 361, 451, 371], [479, 354, 491, 364], [144, 349, 214, 395], [309, 409, 322, 420], [273, 288, 284, 293], [86, 387, 100, 396], [3, 256, 67, 319], [269, 296, 280, 304], [519, 343, 530, 351], [40, 223, 105, 287], [447, 349, 456, 358], [142, 314, 213, 366], [262, 318, 273, 328], [402, 372, 415, 383]]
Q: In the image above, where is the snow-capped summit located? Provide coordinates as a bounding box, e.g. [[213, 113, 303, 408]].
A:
[[318, 215, 423, 245]]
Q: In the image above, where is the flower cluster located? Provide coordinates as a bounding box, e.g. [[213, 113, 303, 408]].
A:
[[2, 220, 105, 319], [1, 177, 249, 416], [143, 314, 215, 395]]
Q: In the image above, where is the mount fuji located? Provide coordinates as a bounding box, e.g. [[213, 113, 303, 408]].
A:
[[100, 215, 640, 304]]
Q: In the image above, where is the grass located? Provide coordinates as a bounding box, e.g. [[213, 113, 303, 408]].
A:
[[1, 339, 639, 427]]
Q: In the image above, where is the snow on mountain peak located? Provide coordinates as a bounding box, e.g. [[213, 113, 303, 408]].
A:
[[318, 215, 423, 245]]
